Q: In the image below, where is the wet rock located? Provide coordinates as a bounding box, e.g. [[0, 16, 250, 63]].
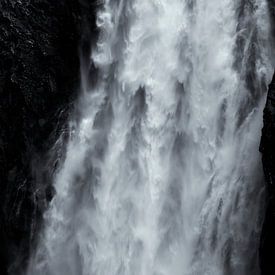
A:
[[0, 0, 98, 273], [260, 71, 275, 275], [259, 1, 275, 274]]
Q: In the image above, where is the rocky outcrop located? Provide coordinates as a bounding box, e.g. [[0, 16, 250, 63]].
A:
[[259, 1, 275, 274], [260, 72, 275, 275], [0, 1, 98, 274]]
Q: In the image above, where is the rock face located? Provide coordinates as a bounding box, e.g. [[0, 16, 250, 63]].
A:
[[260, 72, 275, 275], [0, 1, 98, 274], [259, 1, 275, 274]]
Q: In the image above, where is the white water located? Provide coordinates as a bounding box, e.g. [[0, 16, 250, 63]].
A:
[[28, 1, 273, 274]]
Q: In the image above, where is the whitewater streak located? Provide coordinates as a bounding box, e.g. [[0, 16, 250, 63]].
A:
[[27, 0, 273, 274]]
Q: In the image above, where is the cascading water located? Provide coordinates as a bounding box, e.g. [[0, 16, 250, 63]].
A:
[[27, 0, 273, 274]]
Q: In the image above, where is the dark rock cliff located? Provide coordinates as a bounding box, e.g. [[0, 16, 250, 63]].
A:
[[260, 72, 275, 275], [259, 1, 275, 275], [0, 1, 98, 274]]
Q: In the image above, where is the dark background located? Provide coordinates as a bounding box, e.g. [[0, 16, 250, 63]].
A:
[[0, 1, 98, 273]]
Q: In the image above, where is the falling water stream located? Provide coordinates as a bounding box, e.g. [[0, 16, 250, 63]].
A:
[[27, 0, 273, 274]]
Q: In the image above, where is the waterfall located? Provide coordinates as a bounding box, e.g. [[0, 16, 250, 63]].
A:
[[27, 0, 273, 274]]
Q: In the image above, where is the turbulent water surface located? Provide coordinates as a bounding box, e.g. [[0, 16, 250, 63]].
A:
[[27, 0, 273, 274]]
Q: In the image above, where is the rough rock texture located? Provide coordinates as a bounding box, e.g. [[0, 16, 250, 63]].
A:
[[0, 1, 98, 274], [260, 71, 275, 275], [259, 1, 275, 274]]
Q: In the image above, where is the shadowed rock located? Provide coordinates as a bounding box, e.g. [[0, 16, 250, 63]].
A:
[[0, 1, 98, 273]]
